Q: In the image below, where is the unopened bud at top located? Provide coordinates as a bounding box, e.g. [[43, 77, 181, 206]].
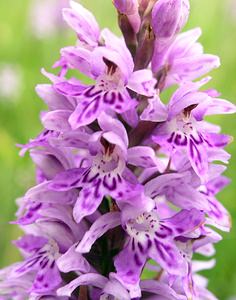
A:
[[152, 0, 190, 39], [113, 0, 137, 14], [113, 0, 141, 33], [139, 0, 158, 17]]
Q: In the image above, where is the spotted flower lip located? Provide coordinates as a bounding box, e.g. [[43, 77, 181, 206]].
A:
[[40, 17, 157, 131], [150, 80, 235, 180], [10, 238, 62, 294], [113, 208, 204, 297], [0, 0, 235, 299], [48, 113, 157, 222], [75, 207, 204, 297]]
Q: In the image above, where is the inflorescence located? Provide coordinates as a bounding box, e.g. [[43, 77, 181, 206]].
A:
[[0, 1, 236, 299]]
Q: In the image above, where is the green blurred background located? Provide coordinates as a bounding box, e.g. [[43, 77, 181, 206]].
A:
[[0, 0, 235, 298]]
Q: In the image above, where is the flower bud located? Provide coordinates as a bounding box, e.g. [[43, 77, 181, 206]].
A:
[[114, 0, 137, 14], [152, 0, 190, 39], [139, 0, 158, 17], [139, 0, 150, 12], [151, 0, 190, 72], [113, 0, 141, 33]]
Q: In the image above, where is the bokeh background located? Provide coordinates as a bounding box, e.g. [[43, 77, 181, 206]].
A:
[[0, 0, 235, 298]]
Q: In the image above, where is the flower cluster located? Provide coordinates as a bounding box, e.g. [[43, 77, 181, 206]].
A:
[[1, 1, 235, 299]]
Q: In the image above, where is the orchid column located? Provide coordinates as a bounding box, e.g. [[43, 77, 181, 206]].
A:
[[0, 1, 235, 299]]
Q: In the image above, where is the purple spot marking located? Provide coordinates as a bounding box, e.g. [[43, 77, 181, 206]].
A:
[[103, 91, 116, 105], [84, 86, 102, 98]]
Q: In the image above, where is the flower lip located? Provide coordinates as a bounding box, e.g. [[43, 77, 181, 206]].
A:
[[126, 212, 160, 237], [176, 114, 195, 135], [91, 136, 126, 175], [93, 152, 120, 174], [97, 76, 120, 92]]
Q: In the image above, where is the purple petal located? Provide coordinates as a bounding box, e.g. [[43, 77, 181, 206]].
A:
[[49, 168, 86, 191], [102, 130, 128, 155], [151, 0, 190, 72], [122, 106, 139, 128], [114, 239, 145, 298], [77, 212, 121, 253], [57, 244, 90, 273], [41, 110, 72, 132], [141, 280, 186, 300], [127, 146, 158, 168], [54, 81, 87, 97], [60, 46, 94, 78], [204, 132, 232, 148], [145, 172, 186, 197], [26, 182, 78, 204], [149, 239, 188, 276], [167, 27, 202, 63], [57, 273, 108, 297], [172, 54, 220, 83], [168, 82, 209, 119], [35, 84, 73, 110], [100, 29, 134, 79], [31, 262, 61, 294], [30, 150, 65, 180], [192, 259, 216, 273], [91, 45, 133, 82], [112, 180, 153, 211], [103, 276, 130, 300], [187, 137, 208, 179], [35, 220, 75, 252], [163, 209, 205, 236], [39, 204, 81, 238], [193, 97, 236, 120], [14, 235, 47, 253], [208, 148, 231, 164], [171, 184, 210, 211], [207, 197, 231, 232], [193, 227, 222, 253], [140, 94, 168, 122], [69, 96, 102, 129], [62, 1, 100, 47], [204, 98, 236, 116], [104, 89, 137, 114], [98, 112, 129, 148], [207, 175, 230, 195], [73, 183, 104, 223], [127, 70, 156, 97], [13, 201, 43, 225]]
